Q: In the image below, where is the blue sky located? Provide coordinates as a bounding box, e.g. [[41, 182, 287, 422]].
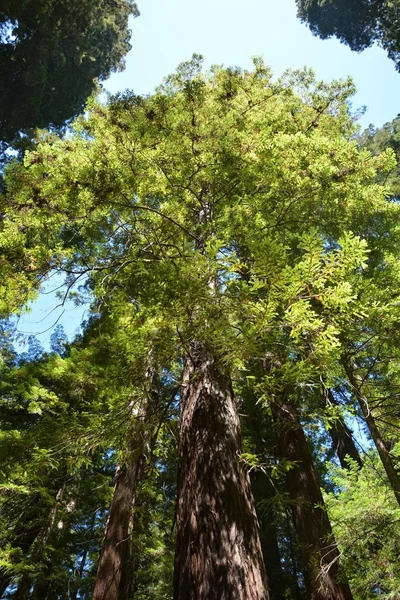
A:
[[16, 0, 400, 348], [105, 0, 399, 129]]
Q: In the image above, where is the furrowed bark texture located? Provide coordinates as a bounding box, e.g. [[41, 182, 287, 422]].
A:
[[326, 390, 363, 470], [342, 358, 400, 508], [173, 348, 269, 600], [271, 400, 353, 600], [92, 436, 147, 600]]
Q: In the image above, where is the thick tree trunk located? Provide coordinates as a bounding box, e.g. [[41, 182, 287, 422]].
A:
[[92, 442, 147, 600], [173, 347, 269, 600], [341, 358, 400, 507], [271, 399, 353, 600], [326, 390, 363, 470]]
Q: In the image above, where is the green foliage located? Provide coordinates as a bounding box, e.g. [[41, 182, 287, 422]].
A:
[[133, 422, 177, 600], [326, 453, 400, 598], [2, 58, 395, 370], [358, 115, 400, 199]]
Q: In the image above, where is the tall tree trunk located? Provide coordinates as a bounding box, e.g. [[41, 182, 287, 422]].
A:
[[341, 357, 400, 507], [244, 397, 284, 599], [92, 431, 148, 600], [271, 398, 353, 600], [173, 346, 269, 600], [326, 390, 363, 470]]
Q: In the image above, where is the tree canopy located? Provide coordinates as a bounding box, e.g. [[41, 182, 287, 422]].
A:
[[1, 58, 400, 599]]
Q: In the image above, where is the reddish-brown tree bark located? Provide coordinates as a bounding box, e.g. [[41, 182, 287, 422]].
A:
[[271, 399, 353, 600], [92, 451, 146, 600], [92, 412, 150, 600], [92, 458, 140, 600], [173, 346, 269, 600]]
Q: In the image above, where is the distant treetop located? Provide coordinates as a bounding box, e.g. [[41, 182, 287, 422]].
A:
[[296, 0, 400, 72], [0, 0, 138, 143]]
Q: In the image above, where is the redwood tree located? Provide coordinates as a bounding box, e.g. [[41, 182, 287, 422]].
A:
[[92, 455, 144, 600], [3, 57, 399, 598], [271, 397, 353, 600], [174, 349, 268, 599]]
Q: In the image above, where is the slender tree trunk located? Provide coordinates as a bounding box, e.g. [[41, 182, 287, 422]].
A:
[[70, 511, 97, 600], [173, 346, 269, 600], [255, 492, 284, 600], [12, 574, 31, 600], [249, 445, 284, 598], [13, 485, 65, 600], [0, 524, 40, 598], [271, 398, 353, 600], [31, 578, 52, 600], [326, 390, 363, 470], [241, 389, 284, 598], [93, 358, 169, 600], [341, 358, 400, 507], [92, 436, 148, 600], [285, 511, 304, 600]]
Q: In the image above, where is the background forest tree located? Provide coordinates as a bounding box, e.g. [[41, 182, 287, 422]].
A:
[[1, 56, 400, 599], [296, 0, 400, 72], [0, 0, 138, 167]]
